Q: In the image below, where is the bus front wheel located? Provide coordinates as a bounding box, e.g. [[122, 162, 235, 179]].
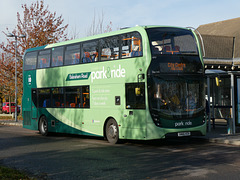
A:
[[105, 118, 119, 144], [39, 116, 48, 136]]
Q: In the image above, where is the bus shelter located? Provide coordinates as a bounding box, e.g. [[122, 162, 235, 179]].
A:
[[205, 69, 240, 134]]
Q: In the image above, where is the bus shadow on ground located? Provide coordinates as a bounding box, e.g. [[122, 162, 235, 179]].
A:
[[43, 131, 208, 147], [122, 136, 208, 147]]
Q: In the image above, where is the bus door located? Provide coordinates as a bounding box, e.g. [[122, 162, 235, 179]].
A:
[[31, 89, 38, 119], [124, 82, 146, 129]]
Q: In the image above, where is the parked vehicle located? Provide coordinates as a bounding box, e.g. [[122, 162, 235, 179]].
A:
[[2, 102, 20, 114]]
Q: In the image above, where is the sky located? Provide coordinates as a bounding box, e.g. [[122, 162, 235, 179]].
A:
[[0, 0, 240, 41]]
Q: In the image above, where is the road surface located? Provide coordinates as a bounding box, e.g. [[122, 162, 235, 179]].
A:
[[1, 125, 240, 180]]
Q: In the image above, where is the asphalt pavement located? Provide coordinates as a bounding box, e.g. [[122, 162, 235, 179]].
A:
[[1, 118, 240, 146]]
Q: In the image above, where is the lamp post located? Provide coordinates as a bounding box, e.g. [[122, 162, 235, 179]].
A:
[[6, 33, 26, 122]]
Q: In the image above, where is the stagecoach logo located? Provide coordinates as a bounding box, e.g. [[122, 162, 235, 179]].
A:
[[66, 72, 91, 81]]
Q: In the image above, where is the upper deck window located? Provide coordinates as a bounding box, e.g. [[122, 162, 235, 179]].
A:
[[146, 28, 198, 56], [37, 50, 51, 69], [24, 52, 37, 70], [100, 37, 119, 61], [52, 47, 64, 67], [24, 31, 144, 71], [121, 32, 142, 58], [82, 41, 98, 63], [64, 45, 80, 65]]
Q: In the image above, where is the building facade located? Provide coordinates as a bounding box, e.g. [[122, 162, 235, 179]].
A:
[[197, 17, 240, 133]]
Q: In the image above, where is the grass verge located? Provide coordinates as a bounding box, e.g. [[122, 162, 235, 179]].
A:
[[0, 166, 34, 180]]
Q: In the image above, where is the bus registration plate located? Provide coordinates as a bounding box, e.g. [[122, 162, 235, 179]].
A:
[[178, 132, 191, 137]]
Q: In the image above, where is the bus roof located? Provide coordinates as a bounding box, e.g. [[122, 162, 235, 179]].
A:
[[25, 25, 191, 53]]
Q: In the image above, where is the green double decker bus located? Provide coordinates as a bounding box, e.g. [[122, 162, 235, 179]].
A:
[[22, 25, 206, 144]]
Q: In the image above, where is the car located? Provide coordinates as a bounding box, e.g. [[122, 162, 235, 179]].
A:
[[2, 102, 20, 114]]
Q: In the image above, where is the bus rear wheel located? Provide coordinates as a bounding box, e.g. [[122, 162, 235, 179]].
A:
[[39, 116, 48, 136], [105, 118, 119, 144]]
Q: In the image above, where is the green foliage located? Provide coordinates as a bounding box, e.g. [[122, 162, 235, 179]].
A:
[[0, 166, 33, 180]]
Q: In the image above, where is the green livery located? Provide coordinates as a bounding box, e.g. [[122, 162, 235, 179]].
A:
[[22, 25, 206, 144]]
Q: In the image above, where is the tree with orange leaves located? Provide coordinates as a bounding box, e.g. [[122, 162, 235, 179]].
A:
[[0, 0, 68, 106]]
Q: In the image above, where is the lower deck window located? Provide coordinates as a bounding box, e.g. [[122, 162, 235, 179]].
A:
[[32, 86, 90, 109], [38, 89, 51, 108], [52, 88, 64, 107]]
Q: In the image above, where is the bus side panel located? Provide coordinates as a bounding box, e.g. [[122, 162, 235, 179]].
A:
[[22, 70, 38, 130], [120, 110, 147, 140], [89, 82, 148, 140], [45, 108, 102, 137]]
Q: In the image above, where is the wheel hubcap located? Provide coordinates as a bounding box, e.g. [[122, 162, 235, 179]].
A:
[[41, 120, 47, 132], [109, 124, 117, 138]]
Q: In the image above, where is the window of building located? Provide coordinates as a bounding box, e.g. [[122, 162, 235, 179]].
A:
[[100, 37, 119, 61], [82, 41, 99, 63], [24, 52, 37, 70], [64, 44, 80, 65], [52, 47, 64, 67], [37, 50, 51, 69]]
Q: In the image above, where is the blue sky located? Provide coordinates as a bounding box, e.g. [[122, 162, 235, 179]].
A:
[[0, 0, 240, 40]]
